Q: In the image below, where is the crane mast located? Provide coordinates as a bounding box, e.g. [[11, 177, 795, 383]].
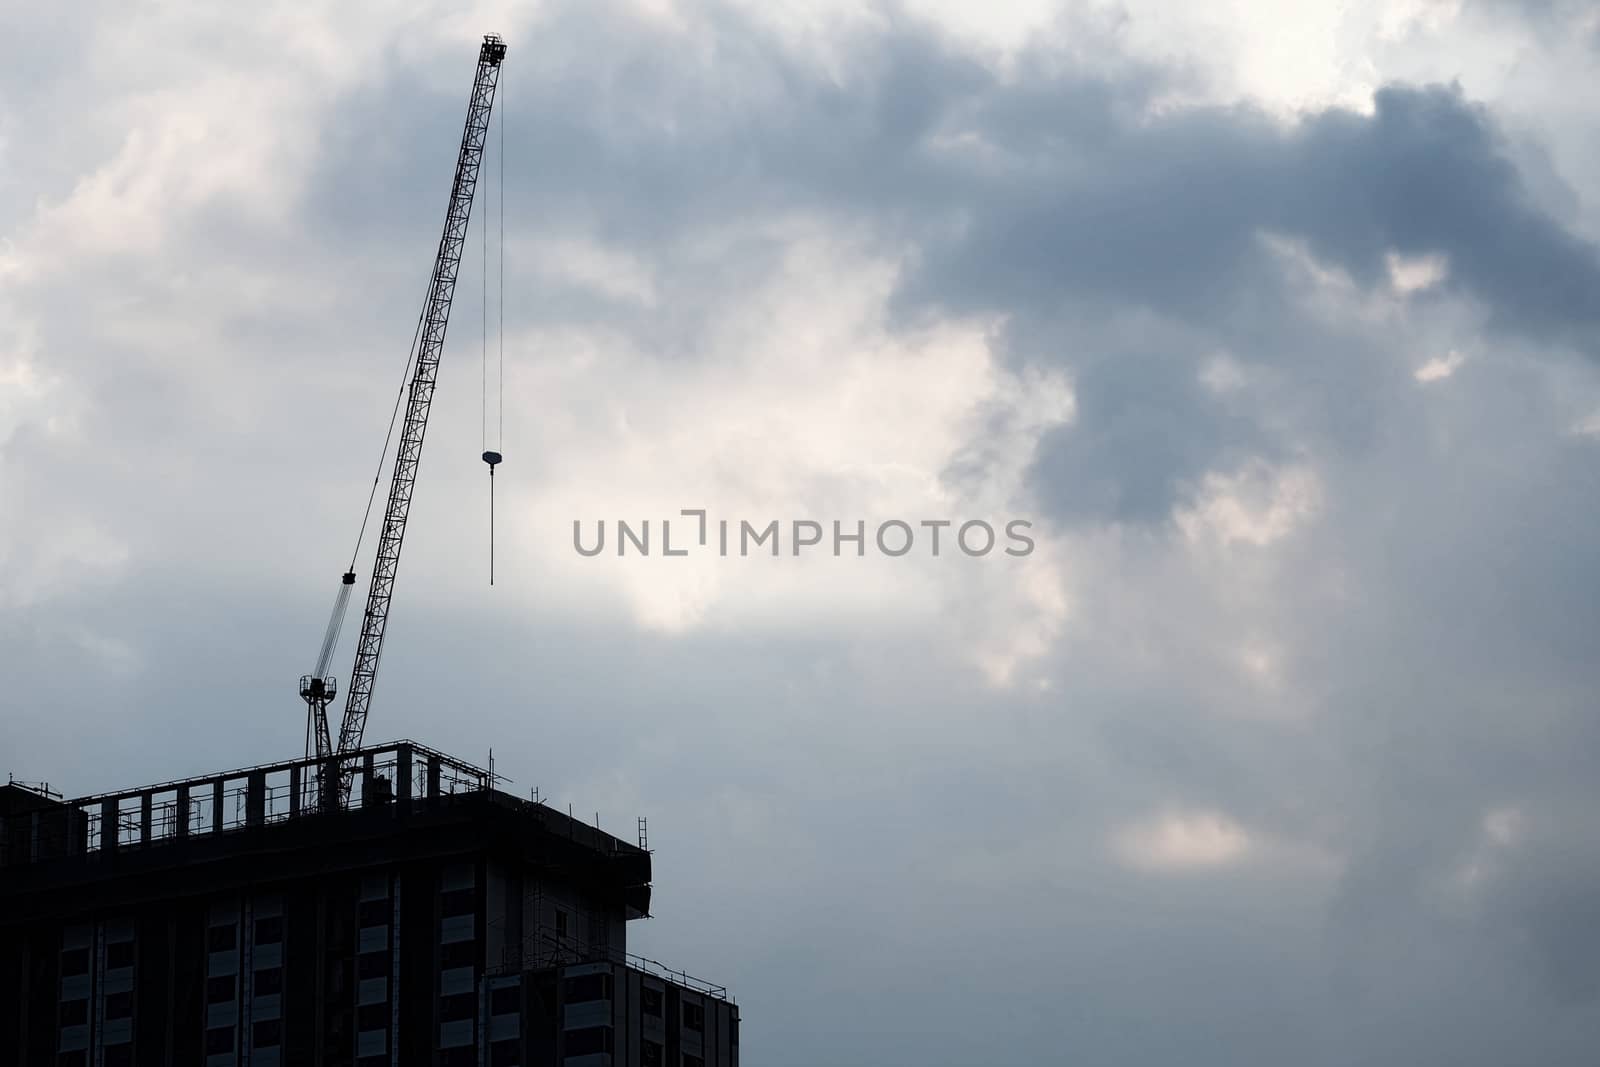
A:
[[313, 35, 506, 775]]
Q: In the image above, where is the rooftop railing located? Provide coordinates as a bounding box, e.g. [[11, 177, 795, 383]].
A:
[[490, 926, 731, 1002], [57, 740, 493, 858]]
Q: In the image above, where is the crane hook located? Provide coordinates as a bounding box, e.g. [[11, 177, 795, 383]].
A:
[[482, 450, 502, 585]]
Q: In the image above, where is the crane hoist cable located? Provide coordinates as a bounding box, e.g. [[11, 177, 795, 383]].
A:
[[481, 58, 505, 586], [356, 304, 429, 574], [298, 252, 429, 762]]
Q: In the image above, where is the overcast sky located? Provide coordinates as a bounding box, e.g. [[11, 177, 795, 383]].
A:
[[4, 1, 1600, 1063]]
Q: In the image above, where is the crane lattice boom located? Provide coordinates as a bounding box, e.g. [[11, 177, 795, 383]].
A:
[[334, 34, 507, 760]]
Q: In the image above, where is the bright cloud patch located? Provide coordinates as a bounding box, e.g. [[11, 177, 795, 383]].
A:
[[1174, 461, 1322, 548], [1113, 810, 1253, 873], [1415, 349, 1466, 382], [512, 232, 1074, 646], [1387, 250, 1450, 294]]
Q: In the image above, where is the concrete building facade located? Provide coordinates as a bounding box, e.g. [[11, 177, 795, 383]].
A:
[[0, 741, 738, 1066]]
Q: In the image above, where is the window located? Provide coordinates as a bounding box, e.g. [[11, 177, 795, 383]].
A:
[[103, 991, 133, 1020], [358, 952, 390, 979], [563, 973, 611, 1004], [357, 900, 389, 928], [642, 1040, 664, 1067], [59, 998, 88, 1026], [554, 909, 568, 938], [207, 924, 237, 952], [682, 1001, 704, 1032], [358, 1003, 388, 1032], [254, 916, 284, 944], [105, 940, 135, 970], [103, 1045, 132, 1067], [641, 987, 663, 1017], [204, 1027, 235, 1055], [683, 1056, 704, 1067], [254, 967, 284, 996], [60, 948, 89, 975], [564, 1027, 612, 1056], [440, 941, 476, 970], [440, 888, 475, 917], [253, 1018, 282, 1048], [490, 984, 520, 1016], [440, 993, 475, 1022], [206, 975, 236, 1004], [489, 1039, 521, 1067], [58, 1053, 87, 1067]]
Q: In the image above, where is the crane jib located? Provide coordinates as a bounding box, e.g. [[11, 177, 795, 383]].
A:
[[333, 35, 507, 768]]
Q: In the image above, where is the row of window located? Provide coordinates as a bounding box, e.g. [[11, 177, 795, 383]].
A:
[[60, 992, 723, 1063], [564, 973, 612, 1004], [60, 947, 90, 975], [203, 966, 286, 1005], [50, 911, 732, 1064], [58, 991, 151, 1036], [562, 1030, 710, 1062], [204, 912, 235, 1063], [59, 932, 134, 1046], [560, 974, 701, 1030], [254, 904, 288, 1056], [564, 1035, 700, 1067], [358, 889, 394, 1058], [206, 913, 283, 952], [208, 906, 287, 1054], [201, 1018, 282, 1054], [58, 1049, 130, 1067]]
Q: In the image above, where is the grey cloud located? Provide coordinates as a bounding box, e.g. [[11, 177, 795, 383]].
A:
[[384, 10, 1600, 524], [894, 82, 1600, 519], [6, 5, 1600, 1066]]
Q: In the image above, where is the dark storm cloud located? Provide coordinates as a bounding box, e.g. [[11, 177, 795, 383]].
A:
[[1025, 349, 1267, 520], [907, 85, 1600, 346], [893, 81, 1600, 518]]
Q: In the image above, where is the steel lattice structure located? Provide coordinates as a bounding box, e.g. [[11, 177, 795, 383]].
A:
[[333, 34, 507, 762]]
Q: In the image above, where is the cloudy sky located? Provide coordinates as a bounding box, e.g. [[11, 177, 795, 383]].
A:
[[5, 0, 1600, 1062]]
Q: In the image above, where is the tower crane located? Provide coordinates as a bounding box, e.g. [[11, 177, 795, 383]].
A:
[[301, 34, 507, 806]]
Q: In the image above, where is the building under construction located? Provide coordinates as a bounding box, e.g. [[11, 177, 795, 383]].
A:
[[0, 741, 738, 1066]]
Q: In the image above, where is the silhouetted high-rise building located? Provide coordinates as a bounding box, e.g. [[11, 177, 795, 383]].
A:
[[0, 741, 738, 1066]]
